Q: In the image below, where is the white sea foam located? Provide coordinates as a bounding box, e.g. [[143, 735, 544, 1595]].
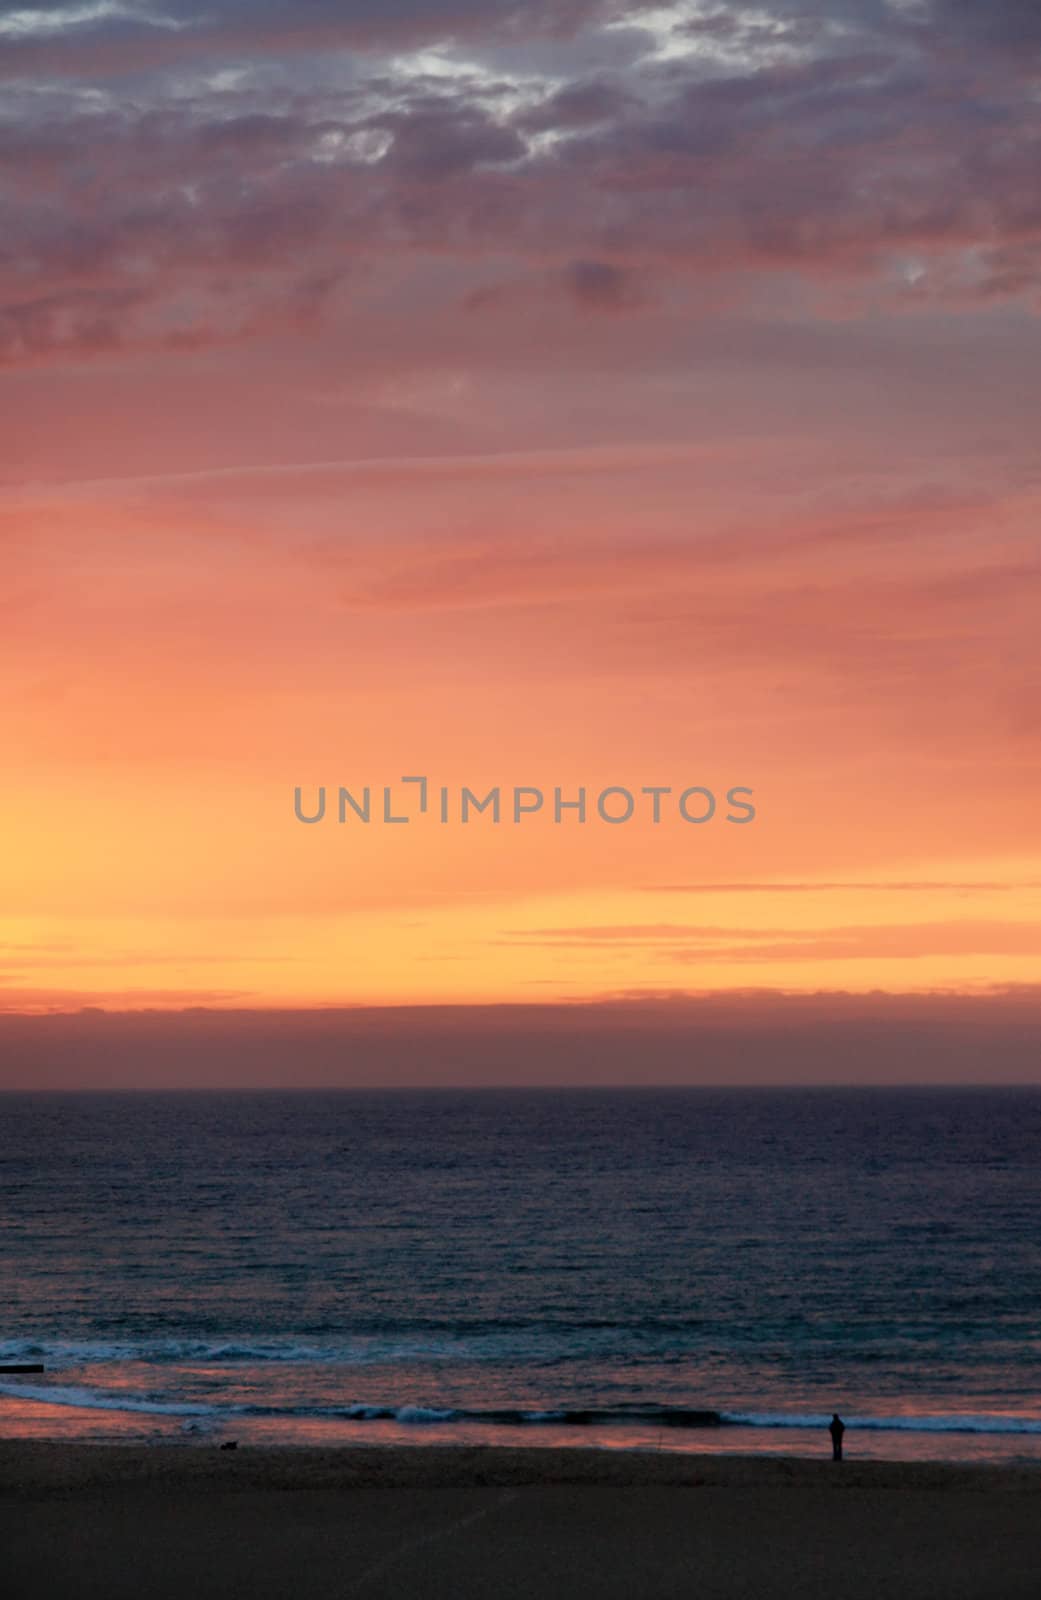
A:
[[3, 1378, 1040, 1437], [0, 1380, 221, 1417]]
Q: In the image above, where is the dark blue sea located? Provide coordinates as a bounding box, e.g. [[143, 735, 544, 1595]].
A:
[[2, 1089, 1039, 1462]]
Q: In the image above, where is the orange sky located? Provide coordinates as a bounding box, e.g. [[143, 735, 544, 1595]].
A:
[[3, 0, 1041, 1036]]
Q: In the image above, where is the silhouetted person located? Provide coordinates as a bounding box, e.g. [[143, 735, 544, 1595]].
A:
[[829, 1413, 845, 1461]]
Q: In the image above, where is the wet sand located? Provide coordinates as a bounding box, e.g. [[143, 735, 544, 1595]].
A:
[[1, 1442, 1038, 1599]]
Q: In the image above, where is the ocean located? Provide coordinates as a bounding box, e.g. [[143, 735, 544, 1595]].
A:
[[1, 1088, 1039, 1462]]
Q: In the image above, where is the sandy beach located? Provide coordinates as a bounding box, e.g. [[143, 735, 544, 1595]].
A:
[[1, 1442, 1038, 1599]]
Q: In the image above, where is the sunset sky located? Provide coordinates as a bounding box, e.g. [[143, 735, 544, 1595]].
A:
[[2, 0, 1040, 1063]]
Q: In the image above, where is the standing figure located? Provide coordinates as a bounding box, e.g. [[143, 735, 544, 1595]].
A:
[[829, 1413, 845, 1461]]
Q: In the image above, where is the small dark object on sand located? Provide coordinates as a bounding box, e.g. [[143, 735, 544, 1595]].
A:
[[219, 1441, 238, 1451]]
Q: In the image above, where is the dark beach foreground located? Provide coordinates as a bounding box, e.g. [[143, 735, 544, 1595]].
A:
[[1, 1443, 1038, 1599]]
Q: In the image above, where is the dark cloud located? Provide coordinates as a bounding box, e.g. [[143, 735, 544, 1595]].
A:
[[563, 258, 647, 310], [515, 77, 635, 132], [928, 0, 1041, 57], [465, 257, 650, 316], [0, 0, 647, 80], [1, 0, 1039, 365], [2, 991, 1041, 1086], [379, 105, 527, 179]]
